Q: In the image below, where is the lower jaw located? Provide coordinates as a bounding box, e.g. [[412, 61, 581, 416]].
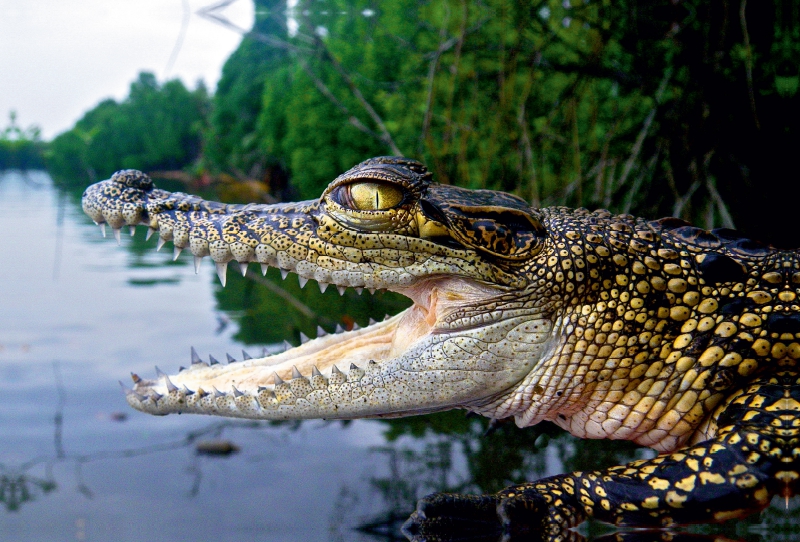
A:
[[140, 305, 434, 396]]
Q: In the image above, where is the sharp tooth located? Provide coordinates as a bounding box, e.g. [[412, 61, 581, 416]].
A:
[[350, 363, 359, 370], [316, 325, 327, 337], [331, 365, 343, 376], [164, 375, 178, 393], [273, 372, 284, 385], [298, 276, 308, 288], [369, 289, 376, 295], [355, 288, 364, 295], [209, 355, 220, 365], [226, 353, 236, 363], [155, 366, 166, 378], [335, 324, 344, 334], [312, 365, 322, 377], [183, 385, 194, 395], [232, 386, 244, 398], [368, 359, 377, 366], [150, 391, 163, 402], [282, 340, 292, 352], [384, 314, 391, 320], [173, 246, 182, 261], [262, 347, 269, 357], [300, 332, 310, 344], [352, 323, 360, 330], [131, 373, 142, 384], [146, 227, 155, 241], [213, 387, 226, 398], [242, 350, 252, 360], [156, 237, 166, 252], [120, 382, 146, 402], [113, 228, 121, 245], [369, 318, 377, 325], [337, 286, 346, 296], [129, 225, 136, 236], [216, 262, 228, 286], [99, 223, 107, 237], [280, 269, 288, 280], [318, 282, 329, 293], [261, 264, 269, 276], [191, 347, 202, 364], [237, 262, 247, 277], [194, 255, 202, 274], [178, 366, 186, 372], [291, 366, 302, 379]]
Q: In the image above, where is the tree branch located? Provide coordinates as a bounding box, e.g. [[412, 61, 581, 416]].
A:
[[300, 14, 402, 156], [616, 67, 672, 191], [739, 0, 760, 130]]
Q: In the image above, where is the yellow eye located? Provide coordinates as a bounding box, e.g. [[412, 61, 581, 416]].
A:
[[340, 182, 404, 211]]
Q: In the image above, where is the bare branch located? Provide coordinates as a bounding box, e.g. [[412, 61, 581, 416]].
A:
[[517, 81, 540, 208], [246, 273, 320, 321], [739, 0, 760, 130], [298, 61, 384, 141], [622, 148, 660, 214], [616, 67, 672, 191], [705, 178, 736, 229], [299, 13, 402, 156], [419, 6, 453, 152], [197, 0, 311, 54], [672, 180, 701, 219]]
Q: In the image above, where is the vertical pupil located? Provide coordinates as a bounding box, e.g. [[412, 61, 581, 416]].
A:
[[343, 182, 403, 210]]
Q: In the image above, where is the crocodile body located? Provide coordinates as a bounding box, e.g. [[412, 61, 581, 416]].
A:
[[83, 157, 799, 539]]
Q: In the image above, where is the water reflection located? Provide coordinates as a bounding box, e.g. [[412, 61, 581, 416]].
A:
[[0, 170, 388, 540], [0, 170, 795, 540]]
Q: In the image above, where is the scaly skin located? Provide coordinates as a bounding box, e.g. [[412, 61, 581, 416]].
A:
[[83, 157, 800, 539]]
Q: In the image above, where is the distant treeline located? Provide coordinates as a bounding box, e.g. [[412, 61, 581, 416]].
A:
[[0, 111, 46, 170], [46, 72, 209, 185], [43, 0, 800, 244]]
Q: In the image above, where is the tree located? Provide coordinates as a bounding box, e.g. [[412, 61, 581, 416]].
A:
[[0, 110, 46, 170], [47, 72, 209, 184], [207, 0, 797, 245]]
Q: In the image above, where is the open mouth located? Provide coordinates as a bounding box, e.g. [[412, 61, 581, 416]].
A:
[[125, 267, 503, 416]]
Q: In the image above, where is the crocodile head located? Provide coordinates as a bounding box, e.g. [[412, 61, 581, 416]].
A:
[[83, 157, 562, 423]]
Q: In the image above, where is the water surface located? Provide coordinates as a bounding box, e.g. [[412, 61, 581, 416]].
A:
[[0, 170, 394, 540]]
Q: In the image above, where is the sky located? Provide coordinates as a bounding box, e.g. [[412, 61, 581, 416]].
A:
[[0, 0, 255, 140]]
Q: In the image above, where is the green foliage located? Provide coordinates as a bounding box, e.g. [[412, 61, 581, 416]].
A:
[[215, 266, 409, 346], [203, 0, 798, 246], [46, 72, 209, 185], [202, 0, 294, 182], [0, 111, 46, 170]]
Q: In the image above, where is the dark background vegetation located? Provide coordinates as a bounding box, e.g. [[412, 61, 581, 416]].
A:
[[8, 0, 793, 246]]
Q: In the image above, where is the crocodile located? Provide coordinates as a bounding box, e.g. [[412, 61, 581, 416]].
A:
[[82, 156, 799, 539]]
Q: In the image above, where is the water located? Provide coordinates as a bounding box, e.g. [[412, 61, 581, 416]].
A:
[[0, 171, 393, 540]]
